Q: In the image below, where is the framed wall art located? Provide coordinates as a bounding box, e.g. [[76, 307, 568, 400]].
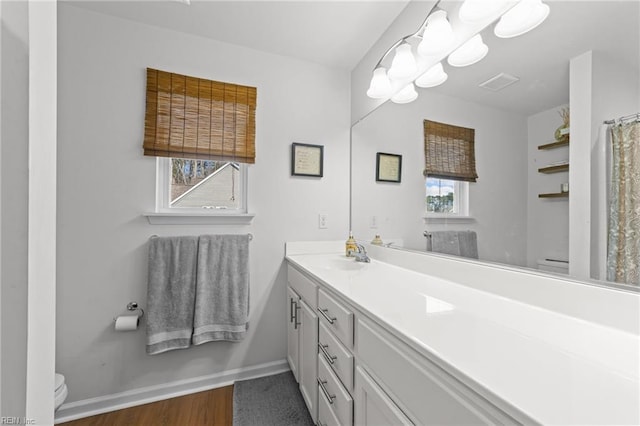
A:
[[291, 143, 324, 177], [376, 152, 402, 183]]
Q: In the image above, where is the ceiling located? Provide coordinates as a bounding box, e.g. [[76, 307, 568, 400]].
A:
[[65, 0, 411, 70], [65, 1, 639, 116], [429, 1, 640, 115]]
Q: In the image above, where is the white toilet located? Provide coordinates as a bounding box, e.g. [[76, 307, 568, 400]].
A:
[[55, 373, 68, 411]]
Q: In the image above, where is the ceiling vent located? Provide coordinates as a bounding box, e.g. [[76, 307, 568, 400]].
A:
[[479, 73, 519, 92]]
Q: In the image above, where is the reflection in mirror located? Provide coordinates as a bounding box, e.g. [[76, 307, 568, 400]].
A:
[[351, 1, 639, 288]]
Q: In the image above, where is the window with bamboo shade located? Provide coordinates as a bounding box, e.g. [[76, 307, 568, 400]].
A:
[[143, 68, 256, 164], [423, 120, 478, 182]]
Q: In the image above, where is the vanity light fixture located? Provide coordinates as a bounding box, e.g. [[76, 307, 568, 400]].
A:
[[494, 0, 550, 38], [365, 0, 550, 104], [415, 62, 448, 88], [417, 10, 455, 57], [447, 34, 488, 67], [388, 42, 418, 80], [366, 67, 393, 99], [391, 83, 418, 104]]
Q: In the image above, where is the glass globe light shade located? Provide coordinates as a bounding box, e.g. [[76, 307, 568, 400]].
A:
[[447, 34, 488, 67], [388, 43, 418, 80], [494, 0, 550, 38], [366, 67, 393, 99], [415, 62, 448, 88], [391, 83, 418, 104], [417, 10, 454, 57]]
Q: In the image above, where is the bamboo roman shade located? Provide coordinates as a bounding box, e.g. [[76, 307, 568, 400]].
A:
[[143, 68, 256, 163], [423, 120, 478, 182]]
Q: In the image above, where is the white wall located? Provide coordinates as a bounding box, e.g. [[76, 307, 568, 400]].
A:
[[0, 0, 29, 418], [351, 91, 528, 265], [57, 4, 350, 406], [526, 104, 570, 269]]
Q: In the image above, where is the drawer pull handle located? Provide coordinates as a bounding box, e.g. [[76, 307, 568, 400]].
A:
[[317, 307, 336, 324], [317, 378, 336, 404], [318, 343, 337, 364]]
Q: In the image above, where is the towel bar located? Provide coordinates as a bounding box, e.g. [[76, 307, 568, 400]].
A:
[[149, 233, 253, 240]]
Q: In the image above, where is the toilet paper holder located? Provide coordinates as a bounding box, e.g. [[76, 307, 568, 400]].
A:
[[126, 301, 144, 319], [114, 301, 144, 322]]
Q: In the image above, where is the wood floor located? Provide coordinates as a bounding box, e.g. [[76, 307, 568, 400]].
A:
[[59, 385, 233, 426]]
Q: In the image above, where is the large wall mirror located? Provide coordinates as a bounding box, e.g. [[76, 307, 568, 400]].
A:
[[351, 1, 639, 290]]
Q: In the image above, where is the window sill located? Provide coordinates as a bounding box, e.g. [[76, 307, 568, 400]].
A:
[[144, 212, 255, 225], [423, 215, 476, 224]]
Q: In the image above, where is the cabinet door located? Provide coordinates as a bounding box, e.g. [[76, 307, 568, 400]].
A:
[[298, 299, 319, 423], [287, 286, 301, 382], [354, 366, 413, 426]]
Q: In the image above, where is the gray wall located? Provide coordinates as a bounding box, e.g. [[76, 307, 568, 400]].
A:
[[56, 4, 350, 403], [1, 0, 29, 417]]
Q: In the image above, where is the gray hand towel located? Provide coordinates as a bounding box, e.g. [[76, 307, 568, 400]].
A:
[[146, 236, 198, 355], [429, 231, 461, 256], [428, 230, 478, 259], [457, 230, 479, 259], [193, 234, 250, 344]]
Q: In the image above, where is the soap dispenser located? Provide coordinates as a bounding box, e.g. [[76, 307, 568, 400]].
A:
[[345, 231, 357, 257], [371, 235, 383, 246]]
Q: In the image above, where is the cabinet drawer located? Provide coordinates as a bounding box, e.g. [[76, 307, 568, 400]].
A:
[[356, 318, 517, 425], [317, 381, 342, 426], [318, 288, 353, 348], [288, 265, 318, 307], [318, 354, 353, 426], [319, 321, 354, 391]]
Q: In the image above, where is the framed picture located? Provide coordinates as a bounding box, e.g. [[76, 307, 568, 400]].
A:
[[376, 152, 402, 183], [291, 143, 324, 177]]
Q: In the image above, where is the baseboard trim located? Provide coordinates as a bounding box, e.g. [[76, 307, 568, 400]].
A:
[[54, 359, 289, 424]]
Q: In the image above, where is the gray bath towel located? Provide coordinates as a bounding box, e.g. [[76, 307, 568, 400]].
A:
[[193, 234, 250, 344], [146, 236, 199, 355], [427, 230, 478, 259]]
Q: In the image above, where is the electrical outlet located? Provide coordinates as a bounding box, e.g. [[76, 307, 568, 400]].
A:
[[318, 214, 328, 229], [370, 215, 378, 229]]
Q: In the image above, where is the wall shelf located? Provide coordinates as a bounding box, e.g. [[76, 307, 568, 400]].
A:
[[538, 140, 569, 150], [538, 192, 569, 199], [538, 164, 569, 174]]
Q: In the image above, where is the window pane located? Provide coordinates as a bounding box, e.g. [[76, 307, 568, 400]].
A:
[[170, 159, 241, 209], [426, 178, 456, 213]]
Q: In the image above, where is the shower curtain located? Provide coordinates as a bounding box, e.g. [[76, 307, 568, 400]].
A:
[[606, 121, 640, 285]]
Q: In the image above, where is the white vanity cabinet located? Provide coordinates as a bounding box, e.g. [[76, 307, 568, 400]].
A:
[[286, 246, 640, 425], [287, 258, 523, 426], [287, 265, 319, 423]]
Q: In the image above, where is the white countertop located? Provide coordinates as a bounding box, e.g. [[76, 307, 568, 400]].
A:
[[286, 252, 640, 425]]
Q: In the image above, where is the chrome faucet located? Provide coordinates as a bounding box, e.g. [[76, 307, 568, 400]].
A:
[[354, 243, 370, 263]]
